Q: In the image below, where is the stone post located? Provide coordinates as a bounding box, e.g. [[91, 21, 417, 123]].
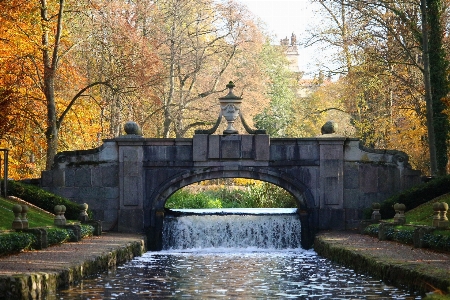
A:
[[12, 204, 22, 229], [54, 205, 66, 226], [60, 205, 66, 224], [371, 202, 381, 221], [318, 136, 345, 230], [21, 205, 28, 229], [438, 202, 449, 229], [79, 203, 89, 222], [432, 202, 441, 227], [393, 203, 406, 225]]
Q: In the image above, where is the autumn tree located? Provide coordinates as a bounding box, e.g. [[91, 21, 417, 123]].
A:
[[142, 0, 267, 138], [308, 0, 450, 174], [254, 41, 297, 137]]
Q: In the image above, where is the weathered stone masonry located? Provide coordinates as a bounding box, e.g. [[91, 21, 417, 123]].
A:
[[41, 133, 421, 250]]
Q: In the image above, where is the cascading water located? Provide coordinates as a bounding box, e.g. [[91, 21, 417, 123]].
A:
[[162, 208, 301, 250]]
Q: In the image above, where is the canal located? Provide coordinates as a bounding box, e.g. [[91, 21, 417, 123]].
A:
[[56, 209, 421, 299]]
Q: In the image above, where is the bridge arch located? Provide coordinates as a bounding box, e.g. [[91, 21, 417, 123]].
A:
[[146, 166, 316, 250]]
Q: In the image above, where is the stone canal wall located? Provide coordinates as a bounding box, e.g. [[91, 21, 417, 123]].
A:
[[0, 233, 146, 300], [314, 231, 450, 295]]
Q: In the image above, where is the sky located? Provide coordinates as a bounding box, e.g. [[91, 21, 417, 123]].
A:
[[237, 0, 324, 78]]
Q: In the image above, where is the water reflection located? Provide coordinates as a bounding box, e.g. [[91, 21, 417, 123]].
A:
[[56, 249, 421, 299]]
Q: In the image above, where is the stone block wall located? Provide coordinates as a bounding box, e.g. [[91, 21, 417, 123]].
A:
[[41, 141, 120, 230]]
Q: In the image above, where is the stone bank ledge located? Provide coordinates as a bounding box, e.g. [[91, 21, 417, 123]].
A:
[[314, 231, 450, 295], [0, 233, 146, 300]]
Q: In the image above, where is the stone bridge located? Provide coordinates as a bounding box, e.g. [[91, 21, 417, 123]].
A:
[[41, 131, 421, 250]]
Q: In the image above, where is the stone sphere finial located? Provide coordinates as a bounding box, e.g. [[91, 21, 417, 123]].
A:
[[124, 121, 142, 136], [321, 120, 338, 134]]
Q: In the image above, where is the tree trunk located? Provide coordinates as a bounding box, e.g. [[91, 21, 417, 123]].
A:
[[427, 0, 449, 175], [41, 0, 64, 170], [421, 0, 438, 176]]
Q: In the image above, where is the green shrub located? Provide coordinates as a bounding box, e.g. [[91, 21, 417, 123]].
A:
[[166, 190, 223, 209], [165, 182, 297, 209], [423, 233, 450, 251], [380, 175, 450, 219], [0, 232, 36, 256], [392, 228, 414, 244], [7, 180, 90, 220], [47, 228, 71, 245], [80, 224, 94, 238], [363, 224, 379, 237]]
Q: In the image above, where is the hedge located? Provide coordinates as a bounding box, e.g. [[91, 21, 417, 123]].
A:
[[0, 225, 94, 256], [380, 175, 450, 219], [7, 180, 90, 220]]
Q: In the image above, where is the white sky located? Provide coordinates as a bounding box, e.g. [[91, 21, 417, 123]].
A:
[[237, 0, 323, 78]]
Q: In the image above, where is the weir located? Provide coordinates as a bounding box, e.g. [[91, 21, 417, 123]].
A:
[[163, 208, 302, 250]]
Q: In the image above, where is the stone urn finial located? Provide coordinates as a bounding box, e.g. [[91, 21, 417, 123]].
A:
[[219, 81, 242, 135], [124, 121, 143, 136], [321, 120, 338, 134]]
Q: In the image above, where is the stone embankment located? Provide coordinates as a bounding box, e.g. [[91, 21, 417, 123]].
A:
[[0, 232, 146, 300], [315, 231, 450, 295]]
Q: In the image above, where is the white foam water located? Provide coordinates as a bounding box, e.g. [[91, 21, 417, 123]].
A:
[[162, 209, 302, 250]]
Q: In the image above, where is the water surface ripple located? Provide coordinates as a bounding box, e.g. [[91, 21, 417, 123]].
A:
[[57, 248, 421, 299]]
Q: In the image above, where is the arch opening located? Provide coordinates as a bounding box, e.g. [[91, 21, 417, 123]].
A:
[[145, 167, 316, 251], [165, 178, 299, 210]]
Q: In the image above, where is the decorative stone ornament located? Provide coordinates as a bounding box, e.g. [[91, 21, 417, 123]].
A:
[[12, 204, 23, 229], [79, 203, 89, 222], [393, 203, 406, 224], [194, 81, 266, 135], [124, 121, 143, 136], [371, 202, 381, 221], [219, 81, 242, 134], [21, 205, 29, 229], [54, 205, 66, 226], [321, 120, 338, 134], [432, 202, 441, 227], [438, 202, 449, 229]]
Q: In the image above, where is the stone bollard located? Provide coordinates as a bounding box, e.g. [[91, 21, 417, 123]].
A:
[[21, 205, 29, 229], [371, 202, 381, 221], [432, 202, 441, 227], [12, 204, 23, 229], [79, 203, 89, 222], [438, 202, 449, 229], [393, 203, 406, 225]]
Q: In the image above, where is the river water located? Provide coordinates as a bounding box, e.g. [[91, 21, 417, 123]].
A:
[[56, 209, 421, 299]]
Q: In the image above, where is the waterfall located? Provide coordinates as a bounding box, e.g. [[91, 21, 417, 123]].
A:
[[162, 208, 301, 250]]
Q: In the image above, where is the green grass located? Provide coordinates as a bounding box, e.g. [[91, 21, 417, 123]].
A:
[[165, 182, 297, 209], [405, 193, 450, 225], [0, 197, 55, 230]]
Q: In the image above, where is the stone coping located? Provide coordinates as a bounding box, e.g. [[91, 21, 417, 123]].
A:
[[0, 232, 146, 299], [314, 231, 450, 295]]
